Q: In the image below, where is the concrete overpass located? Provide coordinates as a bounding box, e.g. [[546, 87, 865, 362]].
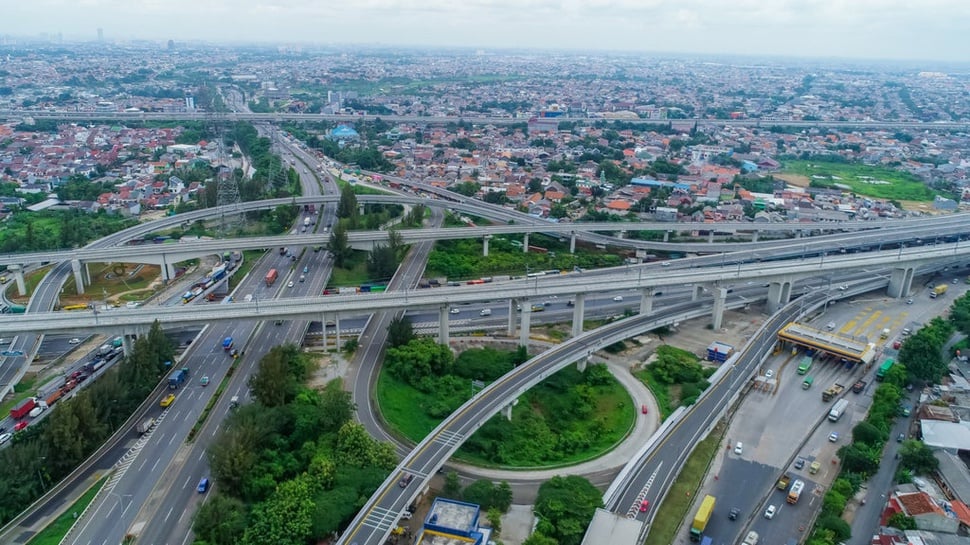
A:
[[1, 241, 966, 340], [5, 110, 970, 131]]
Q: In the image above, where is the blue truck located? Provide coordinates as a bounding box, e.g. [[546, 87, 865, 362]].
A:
[[168, 366, 190, 389]]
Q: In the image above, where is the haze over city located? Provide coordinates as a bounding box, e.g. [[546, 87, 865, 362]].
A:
[[7, 0, 970, 62]]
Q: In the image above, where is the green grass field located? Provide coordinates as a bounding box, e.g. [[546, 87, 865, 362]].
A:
[[377, 364, 636, 468], [781, 160, 936, 201]]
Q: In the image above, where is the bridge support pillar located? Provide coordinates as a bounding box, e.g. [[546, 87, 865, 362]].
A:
[[888, 266, 914, 298], [663, 230, 670, 242], [507, 299, 517, 336], [795, 229, 802, 239], [617, 230, 626, 240], [692, 284, 705, 301], [163, 262, 177, 282], [71, 259, 85, 295], [576, 356, 588, 373], [8, 265, 26, 296], [708, 231, 715, 243], [438, 306, 450, 346], [767, 280, 793, 314], [502, 403, 514, 421], [519, 304, 531, 347], [640, 289, 653, 316], [358, 204, 365, 216], [571, 294, 585, 337], [321, 313, 328, 349], [483, 235, 491, 257], [569, 233, 576, 254], [122, 333, 137, 355], [334, 314, 341, 350], [83, 263, 91, 286], [752, 230, 760, 242], [523, 233, 529, 253], [712, 288, 727, 331]]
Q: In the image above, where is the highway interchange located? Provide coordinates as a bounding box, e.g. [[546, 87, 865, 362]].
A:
[[2, 125, 968, 545]]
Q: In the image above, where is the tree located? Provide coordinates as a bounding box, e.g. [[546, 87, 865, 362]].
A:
[[242, 476, 316, 545], [387, 316, 415, 348], [193, 494, 249, 545], [887, 512, 917, 530], [898, 332, 947, 382], [248, 346, 299, 408], [337, 185, 359, 224], [366, 243, 399, 281], [900, 439, 939, 474], [533, 476, 603, 545], [443, 471, 462, 499], [328, 223, 352, 268], [453, 181, 480, 196], [522, 534, 558, 545], [386, 228, 405, 259], [851, 421, 884, 446]]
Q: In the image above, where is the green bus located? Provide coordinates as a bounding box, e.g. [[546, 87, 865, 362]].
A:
[[876, 358, 894, 381], [797, 357, 813, 375]]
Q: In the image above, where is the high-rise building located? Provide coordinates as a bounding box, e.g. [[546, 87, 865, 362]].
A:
[[167, 39, 175, 50], [97, 28, 103, 42]]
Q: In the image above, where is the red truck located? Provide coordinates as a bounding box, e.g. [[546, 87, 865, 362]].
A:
[[265, 268, 278, 286], [45, 390, 63, 407], [10, 398, 36, 420]]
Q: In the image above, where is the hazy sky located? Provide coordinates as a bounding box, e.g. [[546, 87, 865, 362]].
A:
[[7, 0, 970, 61]]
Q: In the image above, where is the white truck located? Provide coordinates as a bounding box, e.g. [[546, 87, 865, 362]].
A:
[[136, 417, 155, 434], [828, 399, 850, 422]]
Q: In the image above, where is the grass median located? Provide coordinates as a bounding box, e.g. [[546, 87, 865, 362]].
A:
[[644, 421, 725, 545], [27, 476, 108, 545]]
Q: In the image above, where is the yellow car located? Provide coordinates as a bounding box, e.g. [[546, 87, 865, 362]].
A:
[[160, 393, 176, 407]]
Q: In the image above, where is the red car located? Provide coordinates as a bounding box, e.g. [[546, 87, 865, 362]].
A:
[[641, 404, 648, 414], [14, 421, 28, 432], [893, 340, 901, 349], [639, 500, 650, 512]]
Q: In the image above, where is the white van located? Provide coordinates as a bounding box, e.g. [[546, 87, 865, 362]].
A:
[[480, 308, 492, 316]]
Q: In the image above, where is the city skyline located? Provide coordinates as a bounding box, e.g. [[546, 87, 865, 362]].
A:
[[5, 0, 970, 63]]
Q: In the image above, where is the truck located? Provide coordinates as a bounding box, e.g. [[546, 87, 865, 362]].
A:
[[111, 336, 123, 348], [304, 217, 311, 228], [796, 356, 812, 375], [931, 284, 948, 298], [776, 473, 792, 490], [279, 247, 286, 256], [802, 375, 814, 389], [689, 495, 715, 541], [829, 399, 850, 421], [741, 531, 759, 545], [97, 344, 112, 356], [787, 479, 805, 504], [10, 398, 36, 420], [880, 328, 890, 339], [168, 368, 187, 389], [44, 389, 63, 407], [136, 417, 155, 434], [265, 268, 278, 286], [822, 383, 845, 402]]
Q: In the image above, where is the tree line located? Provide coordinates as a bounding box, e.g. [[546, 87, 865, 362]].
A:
[[194, 344, 395, 545], [0, 321, 174, 525]]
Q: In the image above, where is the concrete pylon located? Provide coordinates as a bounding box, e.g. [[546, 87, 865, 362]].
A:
[[767, 280, 793, 314], [507, 299, 517, 336], [438, 306, 450, 346], [519, 303, 531, 347], [708, 231, 714, 243], [321, 313, 328, 349], [523, 232, 530, 253], [640, 289, 653, 316], [576, 355, 589, 373], [712, 288, 727, 330], [692, 285, 705, 301], [571, 294, 585, 337], [502, 403, 514, 420], [888, 266, 914, 298], [335, 314, 341, 350], [752, 230, 760, 242], [70, 259, 85, 294], [663, 230, 670, 242], [569, 233, 576, 254], [8, 265, 26, 296], [483, 235, 490, 256]]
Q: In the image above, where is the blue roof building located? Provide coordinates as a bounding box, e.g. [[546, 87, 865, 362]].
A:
[[328, 125, 359, 143]]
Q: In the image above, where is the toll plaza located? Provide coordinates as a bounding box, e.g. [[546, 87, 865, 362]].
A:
[[777, 322, 878, 367]]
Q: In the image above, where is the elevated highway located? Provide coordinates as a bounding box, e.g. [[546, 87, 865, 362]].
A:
[[5, 110, 970, 130], [1, 241, 967, 335]]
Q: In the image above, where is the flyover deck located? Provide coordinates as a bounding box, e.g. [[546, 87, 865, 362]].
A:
[[777, 322, 874, 362]]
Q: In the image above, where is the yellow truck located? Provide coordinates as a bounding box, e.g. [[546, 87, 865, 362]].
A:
[[689, 495, 715, 541], [931, 284, 948, 298]]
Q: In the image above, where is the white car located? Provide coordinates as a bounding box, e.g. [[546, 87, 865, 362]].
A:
[[764, 504, 776, 519], [661, 262, 671, 267], [829, 432, 840, 442], [613, 295, 624, 302], [450, 308, 460, 314], [125, 301, 139, 309], [68, 338, 81, 345], [765, 369, 774, 379], [734, 442, 743, 455], [0, 432, 11, 445], [287, 281, 295, 288]]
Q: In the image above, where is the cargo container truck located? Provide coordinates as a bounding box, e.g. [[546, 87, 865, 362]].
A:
[[136, 417, 155, 434], [10, 398, 36, 419], [787, 480, 805, 504], [829, 399, 850, 421], [797, 357, 812, 375], [822, 383, 845, 402], [689, 495, 715, 541], [265, 269, 278, 286], [931, 285, 948, 298]]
